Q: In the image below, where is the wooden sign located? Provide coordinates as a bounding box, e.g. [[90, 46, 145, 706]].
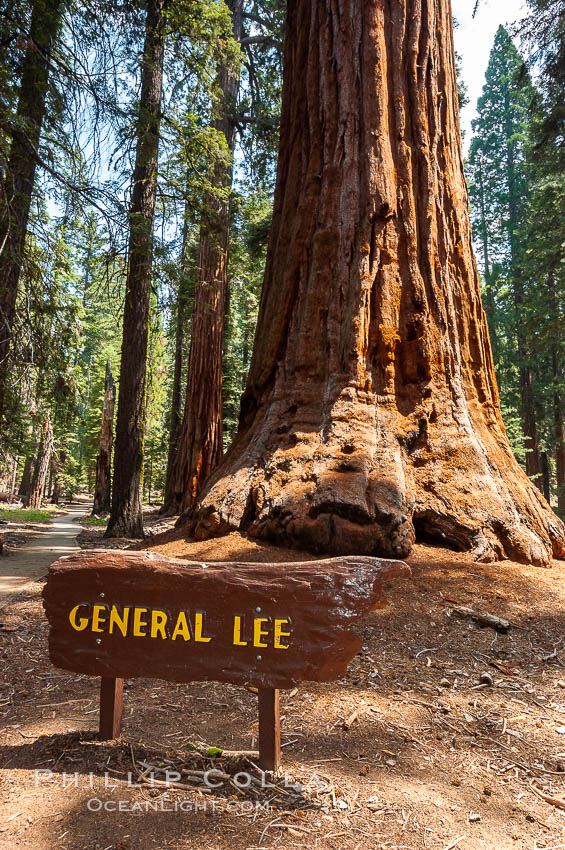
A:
[[42, 550, 410, 769]]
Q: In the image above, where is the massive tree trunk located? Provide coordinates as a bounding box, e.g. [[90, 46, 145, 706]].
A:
[[0, 0, 63, 428], [24, 412, 53, 509], [165, 0, 243, 515], [92, 360, 115, 515], [105, 0, 167, 539], [185, 0, 565, 567]]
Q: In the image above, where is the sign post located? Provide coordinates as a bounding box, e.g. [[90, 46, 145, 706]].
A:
[[43, 549, 410, 771]]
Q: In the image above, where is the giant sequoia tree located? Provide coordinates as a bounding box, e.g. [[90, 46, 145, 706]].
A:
[[186, 0, 565, 567]]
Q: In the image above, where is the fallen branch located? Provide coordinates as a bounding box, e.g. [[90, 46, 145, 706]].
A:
[[452, 606, 511, 633], [530, 782, 565, 810]]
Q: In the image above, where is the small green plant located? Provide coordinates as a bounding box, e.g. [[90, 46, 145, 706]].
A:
[[0, 508, 52, 523], [81, 516, 108, 526]]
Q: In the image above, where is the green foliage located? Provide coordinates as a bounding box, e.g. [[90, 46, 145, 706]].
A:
[[466, 27, 538, 463], [223, 191, 271, 447], [0, 508, 52, 522], [81, 515, 108, 526], [467, 19, 565, 505]]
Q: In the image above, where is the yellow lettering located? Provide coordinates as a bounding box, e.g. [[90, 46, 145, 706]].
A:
[[171, 611, 191, 641], [69, 604, 89, 632], [194, 612, 211, 643], [150, 610, 168, 639], [92, 604, 107, 633], [274, 619, 291, 649], [233, 616, 247, 646], [132, 607, 148, 637], [108, 605, 129, 637], [253, 618, 269, 648]]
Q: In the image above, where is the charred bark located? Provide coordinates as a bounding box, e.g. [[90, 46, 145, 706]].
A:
[[186, 0, 565, 567], [166, 0, 243, 515], [0, 0, 63, 427], [92, 360, 115, 515], [24, 413, 53, 509], [105, 0, 167, 539]]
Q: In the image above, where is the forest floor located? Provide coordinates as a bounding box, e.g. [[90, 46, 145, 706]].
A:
[[1, 522, 565, 850]]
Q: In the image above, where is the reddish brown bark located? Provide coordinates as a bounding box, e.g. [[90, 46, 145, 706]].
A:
[[186, 0, 565, 567], [105, 0, 167, 538], [166, 0, 243, 515], [24, 412, 53, 509], [92, 360, 115, 515]]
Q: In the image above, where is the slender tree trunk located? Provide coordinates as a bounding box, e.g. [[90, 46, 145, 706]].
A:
[[24, 412, 53, 509], [18, 454, 33, 498], [161, 222, 190, 512], [8, 455, 18, 501], [541, 451, 551, 503], [0, 0, 63, 428], [554, 349, 565, 519], [503, 83, 542, 489], [475, 154, 499, 364], [186, 0, 565, 567], [51, 449, 65, 504], [166, 0, 243, 515], [92, 360, 116, 515], [518, 344, 542, 488], [105, 0, 167, 539]]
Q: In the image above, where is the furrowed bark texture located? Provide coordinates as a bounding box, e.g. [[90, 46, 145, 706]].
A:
[[92, 360, 116, 515], [0, 0, 62, 428], [25, 413, 53, 509], [105, 0, 166, 539], [167, 0, 243, 515], [187, 0, 565, 567]]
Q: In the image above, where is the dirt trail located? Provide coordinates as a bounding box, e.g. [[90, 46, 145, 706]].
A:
[[0, 505, 87, 603]]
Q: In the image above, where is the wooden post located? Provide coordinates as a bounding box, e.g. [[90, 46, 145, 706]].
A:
[[258, 687, 280, 772], [99, 677, 124, 740]]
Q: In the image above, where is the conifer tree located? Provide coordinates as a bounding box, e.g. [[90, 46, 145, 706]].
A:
[[467, 27, 542, 487]]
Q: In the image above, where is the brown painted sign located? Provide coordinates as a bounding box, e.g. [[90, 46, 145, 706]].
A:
[[42, 550, 410, 689]]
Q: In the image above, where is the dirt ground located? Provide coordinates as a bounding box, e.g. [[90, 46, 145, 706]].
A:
[[1, 525, 565, 849]]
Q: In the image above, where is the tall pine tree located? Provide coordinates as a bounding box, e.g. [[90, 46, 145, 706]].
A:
[[467, 27, 542, 487]]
